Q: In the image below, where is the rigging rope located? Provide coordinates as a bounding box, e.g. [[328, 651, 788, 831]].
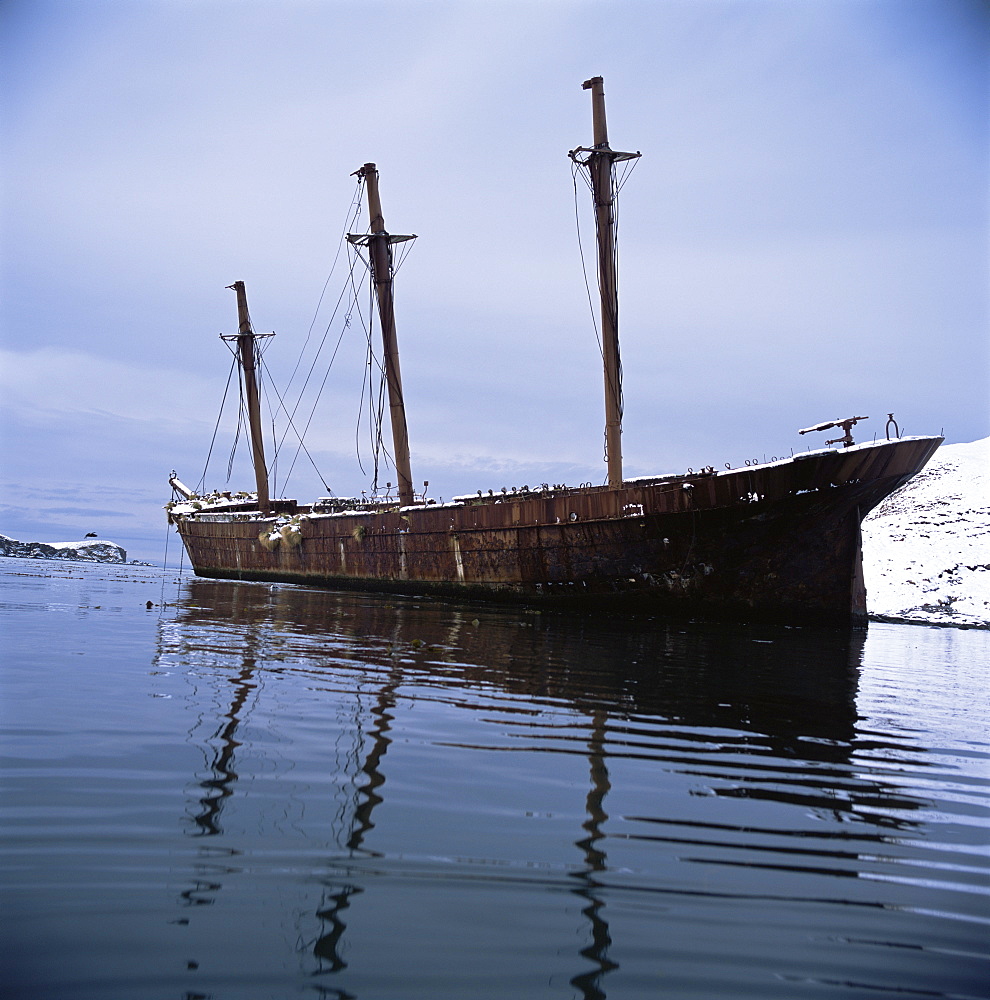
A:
[[259, 355, 332, 493], [227, 355, 248, 482], [346, 238, 399, 491], [283, 178, 365, 402], [274, 246, 365, 487], [571, 153, 627, 468], [197, 353, 239, 493], [572, 162, 603, 359], [260, 370, 278, 497], [364, 257, 389, 489], [198, 172, 416, 502], [606, 164, 624, 427]]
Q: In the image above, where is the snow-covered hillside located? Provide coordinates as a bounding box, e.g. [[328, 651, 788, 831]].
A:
[[863, 437, 989, 628], [0, 533, 127, 563]]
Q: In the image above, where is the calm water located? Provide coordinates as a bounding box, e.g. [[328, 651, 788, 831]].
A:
[[1, 558, 988, 1000]]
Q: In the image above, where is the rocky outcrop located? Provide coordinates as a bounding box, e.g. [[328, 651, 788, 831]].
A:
[[0, 533, 126, 563]]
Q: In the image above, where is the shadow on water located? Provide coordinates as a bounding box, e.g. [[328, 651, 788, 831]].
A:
[[155, 578, 934, 996]]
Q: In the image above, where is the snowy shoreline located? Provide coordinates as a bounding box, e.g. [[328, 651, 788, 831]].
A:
[[0, 533, 129, 564], [863, 437, 989, 629]]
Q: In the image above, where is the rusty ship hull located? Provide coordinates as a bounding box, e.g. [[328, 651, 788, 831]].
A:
[[170, 434, 941, 622]]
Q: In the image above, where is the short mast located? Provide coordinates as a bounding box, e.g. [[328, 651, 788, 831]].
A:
[[348, 163, 416, 507], [570, 76, 640, 489], [227, 280, 271, 514]]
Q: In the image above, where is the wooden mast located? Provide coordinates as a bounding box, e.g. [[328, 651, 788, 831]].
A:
[[348, 163, 416, 507], [571, 77, 640, 489], [227, 280, 271, 514]]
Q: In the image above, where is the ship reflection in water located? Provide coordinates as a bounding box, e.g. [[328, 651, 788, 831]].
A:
[[156, 578, 987, 999]]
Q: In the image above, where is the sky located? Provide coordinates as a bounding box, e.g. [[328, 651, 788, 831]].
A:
[[1, 0, 987, 563]]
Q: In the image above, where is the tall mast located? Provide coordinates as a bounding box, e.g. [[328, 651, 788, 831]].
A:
[[226, 280, 271, 514], [570, 77, 640, 488], [348, 163, 416, 507]]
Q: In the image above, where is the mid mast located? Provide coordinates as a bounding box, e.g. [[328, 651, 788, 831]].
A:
[[570, 76, 640, 489], [348, 163, 417, 508]]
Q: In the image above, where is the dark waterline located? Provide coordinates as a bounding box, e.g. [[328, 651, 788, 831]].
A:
[[1, 558, 988, 999]]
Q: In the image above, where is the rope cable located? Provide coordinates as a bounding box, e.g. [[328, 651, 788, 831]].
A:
[[572, 161, 603, 359], [274, 247, 364, 471], [195, 175, 420, 504], [226, 359, 249, 483], [259, 361, 277, 497], [279, 239, 365, 445], [573, 152, 628, 463], [260, 355, 332, 493], [283, 177, 365, 399], [196, 353, 239, 493], [283, 261, 368, 488]]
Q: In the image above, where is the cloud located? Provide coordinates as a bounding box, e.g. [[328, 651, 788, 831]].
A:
[[0, 503, 134, 522], [0, 347, 227, 430]]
